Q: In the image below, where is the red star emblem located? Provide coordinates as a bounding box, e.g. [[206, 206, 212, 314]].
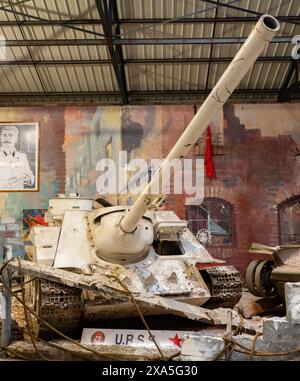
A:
[[169, 334, 182, 348]]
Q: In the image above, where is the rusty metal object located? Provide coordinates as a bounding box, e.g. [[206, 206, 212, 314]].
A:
[[201, 266, 242, 309], [38, 280, 83, 339], [246, 244, 300, 299], [245, 259, 276, 298], [254, 260, 276, 297], [245, 259, 263, 297], [237, 295, 283, 319]]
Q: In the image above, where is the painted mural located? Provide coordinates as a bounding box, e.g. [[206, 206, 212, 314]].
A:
[[0, 103, 299, 274], [22, 209, 48, 239], [63, 105, 178, 205]]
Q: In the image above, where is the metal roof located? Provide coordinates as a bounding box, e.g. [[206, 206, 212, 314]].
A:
[[0, 0, 299, 104]]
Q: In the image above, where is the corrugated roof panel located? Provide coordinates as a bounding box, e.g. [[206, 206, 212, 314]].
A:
[[214, 19, 299, 42], [121, 21, 214, 61], [0, 0, 297, 102], [118, 0, 300, 24], [207, 61, 291, 91], [211, 41, 293, 59], [0, 8, 16, 22], [0, 0, 103, 41], [0, 26, 23, 39], [264, 42, 293, 58], [215, 0, 299, 18], [239, 62, 290, 89], [123, 43, 212, 60], [1, 46, 29, 60], [211, 43, 241, 59], [11, 0, 99, 20], [281, 19, 300, 36], [26, 45, 109, 62], [0, 66, 44, 92], [0, 31, 109, 63], [207, 62, 226, 90], [269, 62, 291, 89], [118, 0, 216, 19], [276, 63, 292, 89], [214, 20, 255, 38], [38, 65, 118, 92], [126, 63, 208, 91], [121, 21, 214, 38], [7, 20, 107, 64], [21, 24, 103, 40]]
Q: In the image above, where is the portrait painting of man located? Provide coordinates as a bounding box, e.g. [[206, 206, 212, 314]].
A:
[[0, 123, 39, 191]]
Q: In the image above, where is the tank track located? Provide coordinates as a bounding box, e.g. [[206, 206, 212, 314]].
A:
[[202, 265, 243, 309], [37, 280, 83, 339], [34, 265, 241, 336]]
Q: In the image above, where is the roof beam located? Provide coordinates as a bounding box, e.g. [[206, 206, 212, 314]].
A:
[[130, 89, 288, 104], [110, 0, 128, 105], [0, 92, 121, 105], [7, 0, 48, 96], [0, 16, 299, 26], [114, 37, 291, 45], [205, 0, 219, 91], [0, 5, 104, 37], [1, 39, 106, 46], [95, 0, 128, 104], [0, 89, 282, 106], [129, 89, 279, 96], [200, 0, 299, 28], [0, 59, 111, 65], [118, 16, 300, 24], [0, 19, 102, 26], [0, 56, 291, 66], [278, 60, 300, 102], [1, 36, 292, 46], [124, 57, 291, 64], [201, 0, 261, 16]]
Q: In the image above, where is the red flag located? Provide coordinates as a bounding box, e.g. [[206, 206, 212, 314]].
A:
[[205, 126, 215, 179]]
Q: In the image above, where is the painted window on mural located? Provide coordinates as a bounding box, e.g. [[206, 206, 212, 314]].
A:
[[278, 196, 300, 244], [186, 198, 234, 246]]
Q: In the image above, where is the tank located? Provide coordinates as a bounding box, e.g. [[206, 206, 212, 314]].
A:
[[11, 14, 280, 336], [245, 242, 300, 299]]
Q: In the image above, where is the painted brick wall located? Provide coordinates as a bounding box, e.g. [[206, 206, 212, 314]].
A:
[[162, 103, 300, 275], [0, 216, 23, 259], [0, 103, 299, 276]]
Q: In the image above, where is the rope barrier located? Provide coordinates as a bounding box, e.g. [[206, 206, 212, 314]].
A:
[[214, 332, 300, 360], [8, 323, 102, 361], [17, 257, 49, 361], [1, 259, 175, 361], [3, 259, 300, 361], [0, 270, 116, 360], [106, 274, 177, 361]]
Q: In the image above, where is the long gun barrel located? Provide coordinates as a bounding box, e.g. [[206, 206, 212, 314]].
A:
[[120, 14, 280, 234]]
